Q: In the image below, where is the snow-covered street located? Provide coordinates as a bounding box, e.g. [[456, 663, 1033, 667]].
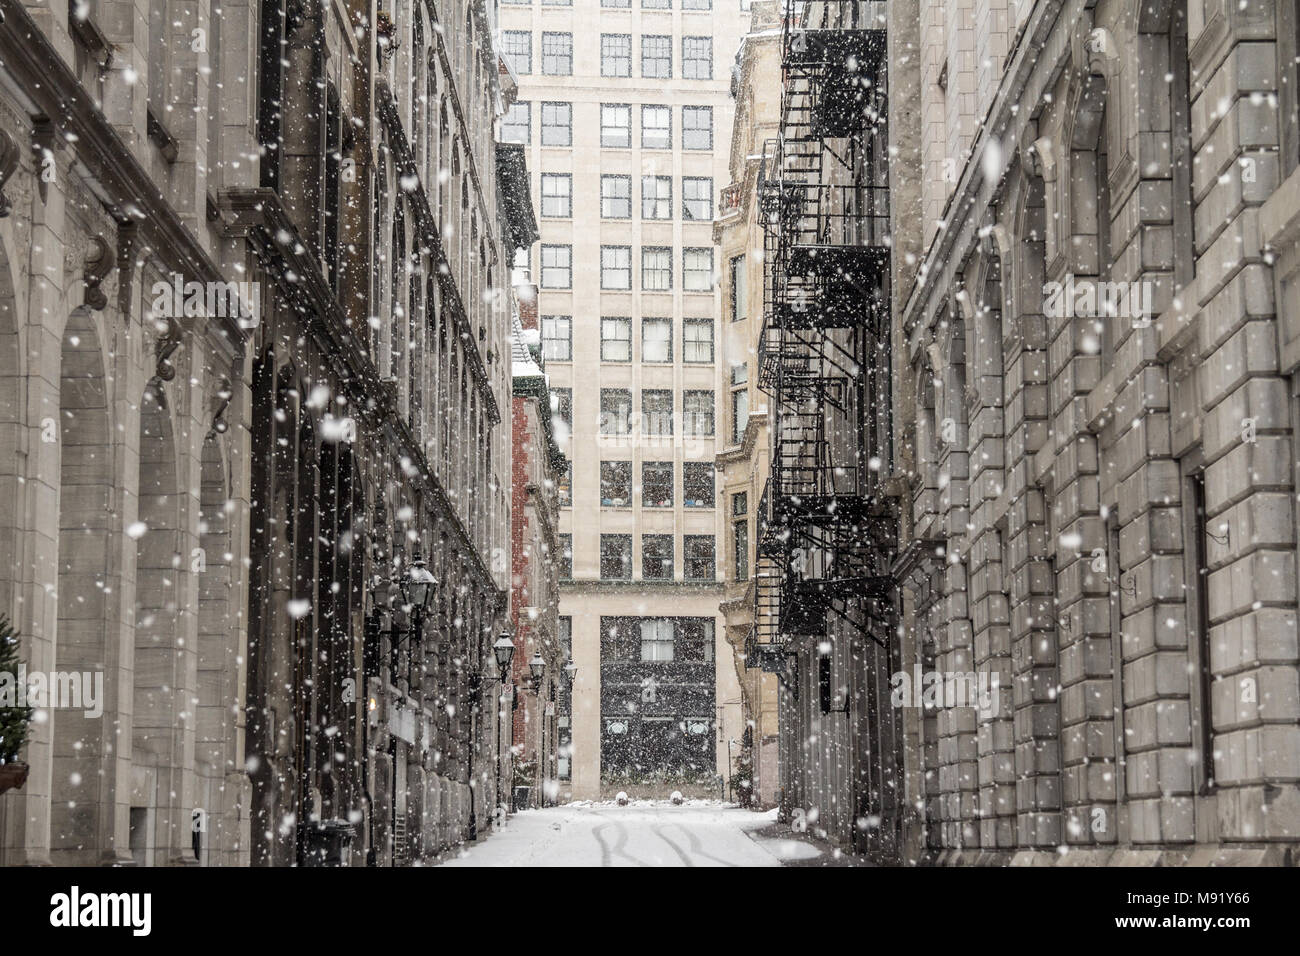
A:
[[441, 802, 824, 868]]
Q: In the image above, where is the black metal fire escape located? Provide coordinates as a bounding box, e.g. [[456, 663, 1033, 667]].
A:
[[749, 0, 896, 688]]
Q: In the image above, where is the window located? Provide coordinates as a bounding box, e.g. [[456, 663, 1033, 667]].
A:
[[542, 315, 572, 361], [642, 175, 672, 218], [682, 36, 712, 79], [540, 244, 571, 288], [731, 377, 749, 444], [732, 491, 748, 517], [640, 619, 674, 660], [601, 34, 631, 77], [683, 462, 714, 507], [541, 173, 572, 217], [642, 247, 672, 291], [729, 255, 747, 322], [642, 0, 670, 7], [641, 35, 671, 78], [602, 0, 630, 6], [600, 247, 632, 290], [683, 318, 713, 362], [600, 534, 632, 579], [642, 536, 673, 580], [683, 248, 714, 291], [601, 175, 632, 219], [676, 618, 714, 661], [682, 106, 713, 149], [550, 388, 572, 442], [541, 102, 572, 146], [600, 316, 632, 361], [556, 460, 573, 506], [601, 104, 632, 148], [501, 31, 532, 74], [557, 534, 573, 579], [600, 388, 632, 435], [682, 177, 713, 221], [542, 32, 573, 75], [641, 105, 671, 149], [543, 0, 571, 5], [642, 317, 671, 362], [600, 460, 632, 506], [683, 391, 714, 436], [642, 461, 673, 507], [502, 102, 530, 144], [684, 535, 715, 580], [641, 389, 673, 436], [682, 0, 710, 8], [733, 518, 749, 581], [1186, 470, 1216, 792]]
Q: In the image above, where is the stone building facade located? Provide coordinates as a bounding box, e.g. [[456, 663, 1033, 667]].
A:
[[887, 0, 1300, 863], [0, 0, 530, 866]]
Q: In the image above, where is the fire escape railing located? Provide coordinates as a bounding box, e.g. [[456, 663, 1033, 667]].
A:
[[753, 0, 898, 670]]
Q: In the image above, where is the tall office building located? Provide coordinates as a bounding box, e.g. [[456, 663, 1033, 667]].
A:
[[499, 0, 748, 800]]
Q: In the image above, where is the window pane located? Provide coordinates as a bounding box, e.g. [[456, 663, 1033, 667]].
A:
[[683, 462, 714, 507], [541, 102, 572, 146], [641, 35, 671, 78], [642, 536, 673, 580], [502, 31, 532, 74], [730, 255, 747, 321], [682, 177, 713, 221], [733, 520, 748, 580], [641, 105, 671, 149], [556, 460, 572, 506], [683, 318, 713, 362], [642, 175, 672, 218], [541, 244, 571, 288], [642, 247, 672, 290], [640, 618, 674, 659], [600, 247, 632, 290], [683, 390, 714, 436], [550, 388, 572, 444], [683, 247, 714, 291], [600, 389, 632, 434], [542, 314, 572, 361], [502, 102, 530, 144], [601, 103, 631, 148], [601, 34, 631, 77], [542, 32, 572, 75], [684, 535, 715, 580], [600, 461, 632, 506], [682, 0, 710, 8], [557, 534, 573, 579], [601, 175, 631, 218], [642, 0, 670, 7], [642, 317, 671, 362], [641, 389, 672, 436], [642, 461, 673, 507], [731, 387, 749, 443], [682, 36, 712, 79], [682, 106, 712, 149], [602, 0, 631, 6], [541, 173, 572, 218], [600, 315, 631, 360], [600, 535, 632, 579]]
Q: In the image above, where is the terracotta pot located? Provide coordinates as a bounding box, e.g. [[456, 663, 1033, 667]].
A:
[[0, 762, 29, 794]]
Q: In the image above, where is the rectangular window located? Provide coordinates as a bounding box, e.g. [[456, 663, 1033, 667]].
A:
[[733, 519, 749, 581], [541, 173, 572, 218], [502, 102, 530, 145], [642, 535, 674, 580], [640, 618, 674, 660], [501, 30, 532, 74], [600, 534, 632, 579], [601, 103, 632, 148], [642, 246, 672, 291], [642, 461, 673, 507], [540, 244, 572, 288], [732, 490, 748, 517], [600, 315, 632, 361], [683, 390, 714, 436], [683, 247, 714, 291], [641, 389, 673, 436], [642, 175, 672, 219], [731, 386, 749, 444], [641, 105, 671, 149], [542, 315, 572, 361], [543, 0, 571, 5], [602, 0, 630, 6], [682, 0, 710, 8], [550, 387, 572, 438], [683, 462, 714, 507], [684, 535, 715, 580], [600, 175, 632, 219], [683, 318, 714, 363], [729, 254, 747, 322], [601, 34, 632, 77], [682, 177, 713, 221], [542, 32, 573, 75], [682, 37, 712, 79], [682, 105, 713, 149], [600, 388, 632, 435], [556, 460, 573, 507], [600, 460, 632, 506], [641, 35, 671, 78], [541, 102, 572, 146], [557, 533, 573, 579], [642, 317, 672, 363], [600, 247, 632, 290], [1187, 471, 1216, 793], [642, 0, 670, 7]]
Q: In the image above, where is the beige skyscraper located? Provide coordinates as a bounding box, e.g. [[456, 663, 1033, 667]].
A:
[[499, 0, 748, 800]]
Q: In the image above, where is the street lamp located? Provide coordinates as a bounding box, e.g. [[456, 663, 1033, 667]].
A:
[[492, 633, 515, 822], [528, 652, 546, 685], [565, 659, 578, 682], [399, 556, 437, 610]]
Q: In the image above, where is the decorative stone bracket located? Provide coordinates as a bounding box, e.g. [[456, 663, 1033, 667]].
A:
[[0, 129, 17, 217], [83, 235, 115, 310]]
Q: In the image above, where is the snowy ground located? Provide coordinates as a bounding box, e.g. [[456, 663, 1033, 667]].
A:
[[441, 800, 824, 867]]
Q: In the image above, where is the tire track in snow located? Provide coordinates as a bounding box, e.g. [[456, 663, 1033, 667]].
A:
[[660, 819, 739, 867], [591, 813, 650, 866], [650, 825, 694, 866]]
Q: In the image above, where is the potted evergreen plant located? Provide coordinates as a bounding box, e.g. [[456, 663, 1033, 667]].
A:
[[0, 615, 32, 793]]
